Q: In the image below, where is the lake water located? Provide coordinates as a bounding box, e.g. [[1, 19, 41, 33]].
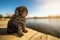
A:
[[26, 19, 60, 38]]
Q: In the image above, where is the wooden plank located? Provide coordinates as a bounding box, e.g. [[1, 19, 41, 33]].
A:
[[47, 35, 60, 40], [30, 32, 47, 40]]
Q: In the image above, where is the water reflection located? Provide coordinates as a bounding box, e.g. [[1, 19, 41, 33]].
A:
[[26, 19, 60, 38]]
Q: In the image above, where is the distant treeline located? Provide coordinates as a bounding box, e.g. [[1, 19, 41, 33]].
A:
[[0, 14, 60, 19], [0, 14, 12, 18], [27, 16, 60, 19]]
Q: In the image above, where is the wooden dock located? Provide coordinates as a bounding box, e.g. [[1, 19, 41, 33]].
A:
[[0, 28, 60, 40]]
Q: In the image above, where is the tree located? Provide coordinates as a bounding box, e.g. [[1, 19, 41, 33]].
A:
[[0, 14, 3, 18], [6, 13, 13, 18]]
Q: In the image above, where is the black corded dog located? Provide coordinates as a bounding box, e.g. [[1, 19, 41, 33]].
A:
[[7, 6, 28, 37]]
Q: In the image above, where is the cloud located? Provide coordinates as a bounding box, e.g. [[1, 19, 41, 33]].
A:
[[35, 0, 60, 16]]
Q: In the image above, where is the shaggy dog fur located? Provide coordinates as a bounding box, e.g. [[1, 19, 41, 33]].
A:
[[7, 6, 28, 37]]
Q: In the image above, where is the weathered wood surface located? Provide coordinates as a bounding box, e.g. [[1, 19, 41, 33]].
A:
[[0, 20, 60, 40], [0, 28, 60, 40]]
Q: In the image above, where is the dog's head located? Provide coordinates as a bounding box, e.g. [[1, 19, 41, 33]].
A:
[[15, 6, 28, 17]]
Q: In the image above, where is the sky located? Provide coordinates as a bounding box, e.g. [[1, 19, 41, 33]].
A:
[[0, 0, 60, 17]]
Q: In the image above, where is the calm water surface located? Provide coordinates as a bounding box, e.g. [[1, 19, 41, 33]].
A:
[[26, 19, 60, 38]]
